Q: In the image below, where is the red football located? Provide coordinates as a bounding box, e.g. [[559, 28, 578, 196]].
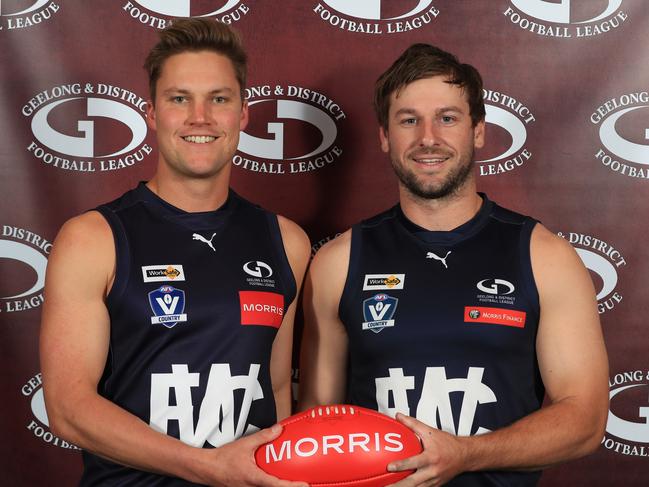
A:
[[255, 405, 422, 486]]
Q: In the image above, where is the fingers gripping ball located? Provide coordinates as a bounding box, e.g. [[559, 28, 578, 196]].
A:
[[255, 405, 422, 486]]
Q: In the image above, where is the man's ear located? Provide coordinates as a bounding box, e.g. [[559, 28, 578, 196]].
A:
[[379, 126, 390, 153], [145, 100, 157, 131], [473, 119, 485, 149], [239, 99, 249, 131]]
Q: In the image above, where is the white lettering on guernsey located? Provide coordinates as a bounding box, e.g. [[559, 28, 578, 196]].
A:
[[242, 303, 283, 315], [263, 432, 404, 463], [150, 363, 263, 447], [375, 367, 496, 436]]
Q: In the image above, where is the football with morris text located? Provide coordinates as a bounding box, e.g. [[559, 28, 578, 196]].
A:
[[255, 405, 422, 486]]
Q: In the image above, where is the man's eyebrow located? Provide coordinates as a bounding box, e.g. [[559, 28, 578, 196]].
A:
[[161, 87, 235, 95], [393, 106, 464, 117]]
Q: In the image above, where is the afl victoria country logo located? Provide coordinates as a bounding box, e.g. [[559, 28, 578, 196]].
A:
[[235, 85, 345, 174], [558, 231, 626, 315], [0, 0, 60, 30], [122, 0, 250, 28], [603, 370, 649, 457], [504, 0, 628, 37], [1, 225, 50, 313], [313, 0, 440, 34], [23, 82, 152, 172], [22, 372, 80, 449], [478, 89, 536, 175], [591, 92, 649, 179]]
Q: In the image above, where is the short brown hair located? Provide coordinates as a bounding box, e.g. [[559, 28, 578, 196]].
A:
[[374, 44, 485, 130], [144, 18, 247, 103]]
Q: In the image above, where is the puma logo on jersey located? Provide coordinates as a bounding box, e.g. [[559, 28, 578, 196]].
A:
[[193, 233, 217, 252], [426, 250, 452, 268]]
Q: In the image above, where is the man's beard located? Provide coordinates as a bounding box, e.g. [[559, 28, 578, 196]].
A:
[[390, 148, 474, 200]]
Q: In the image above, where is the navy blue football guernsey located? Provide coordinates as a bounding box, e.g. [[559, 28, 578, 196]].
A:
[[339, 194, 543, 486], [80, 182, 296, 486]]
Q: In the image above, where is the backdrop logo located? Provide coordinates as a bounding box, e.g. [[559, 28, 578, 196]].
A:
[[504, 0, 627, 38], [235, 85, 345, 174], [122, 0, 250, 28], [313, 1, 440, 34], [22, 372, 80, 450], [1, 225, 50, 313], [557, 231, 626, 315], [0, 0, 60, 30], [603, 370, 649, 457], [591, 91, 649, 180], [477, 89, 536, 175], [22, 82, 152, 172]]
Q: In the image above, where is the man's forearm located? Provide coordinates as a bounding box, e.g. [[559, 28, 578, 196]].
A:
[[48, 391, 210, 483], [459, 396, 606, 473]]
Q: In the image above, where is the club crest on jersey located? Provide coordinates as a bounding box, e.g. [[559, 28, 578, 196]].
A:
[[363, 274, 405, 291], [148, 285, 188, 328], [362, 294, 398, 333]]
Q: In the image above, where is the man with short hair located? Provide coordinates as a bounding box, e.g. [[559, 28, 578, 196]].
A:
[[40, 18, 309, 486], [299, 44, 608, 486]]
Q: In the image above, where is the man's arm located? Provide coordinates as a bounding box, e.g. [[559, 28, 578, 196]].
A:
[[297, 230, 351, 410], [40, 212, 307, 487], [387, 224, 609, 485], [272, 216, 311, 419]]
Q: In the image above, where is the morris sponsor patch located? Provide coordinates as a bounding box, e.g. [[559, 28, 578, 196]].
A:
[[239, 291, 284, 328], [464, 306, 526, 328]]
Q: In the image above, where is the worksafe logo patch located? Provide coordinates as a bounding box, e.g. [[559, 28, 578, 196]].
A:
[[0, 0, 60, 30], [603, 370, 649, 457], [591, 91, 649, 180], [477, 89, 536, 176], [0, 225, 50, 314], [22, 372, 80, 450], [235, 85, 345, 175], [362, 293, 398, 333], [313, 1, 441, 34], [504, 0, 628, 38], [142, 265, 185, 282], [363, 274, 405, 291], [122, 0, 250, 29], [557, 231, 626, 315], [148, 285, 188, 328], [22, 82, 152, 172]]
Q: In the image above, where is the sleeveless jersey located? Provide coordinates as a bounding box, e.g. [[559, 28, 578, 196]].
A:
[[80, 183, 296, 486], [339, 194, 543, 486]]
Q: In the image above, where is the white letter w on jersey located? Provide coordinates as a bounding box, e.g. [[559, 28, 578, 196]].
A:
[[149, 363, 264, 447]]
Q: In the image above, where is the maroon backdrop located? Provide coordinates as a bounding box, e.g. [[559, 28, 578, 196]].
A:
[[1, 1, 648, 485]]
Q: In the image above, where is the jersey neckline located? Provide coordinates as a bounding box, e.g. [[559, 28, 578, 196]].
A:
[[134, 181, 237, 230], [395, 193, 493, 246]]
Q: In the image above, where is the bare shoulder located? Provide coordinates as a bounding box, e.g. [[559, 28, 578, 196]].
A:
[[277, 215, 310, 254], [530, 223, 585, 275], [276, 214, 311, 278], [48, 210, 115, 294], [530, 223, 597, 312], [310, 229, 351, 276], [55, 210, 111, 244]]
